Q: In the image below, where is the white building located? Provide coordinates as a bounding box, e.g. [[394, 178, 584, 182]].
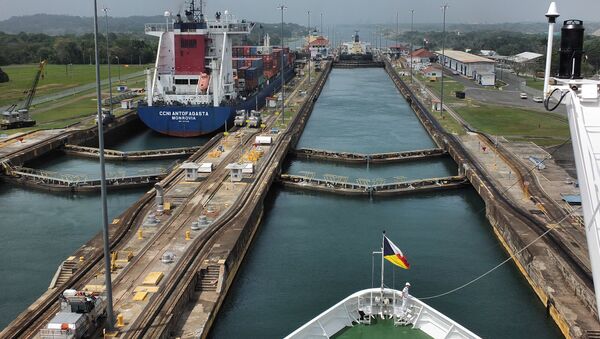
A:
[[422, 66, 442, 79], [436, 50, 496, 86]]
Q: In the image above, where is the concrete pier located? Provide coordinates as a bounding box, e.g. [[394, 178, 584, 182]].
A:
[[279, 174, 468, 196], [383, 58, 600, 338], [0, 60, 334, 338], [0, 111, 140, 167], [293, 147, 447, 164]]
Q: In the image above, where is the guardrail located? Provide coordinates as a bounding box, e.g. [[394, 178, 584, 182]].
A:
[[63, 144, 202, 161], [294, 147, 447, 163]]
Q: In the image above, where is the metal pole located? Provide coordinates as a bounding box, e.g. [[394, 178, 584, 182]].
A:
[[544, 2, 559, 100], [410, 9, 414, 83], [278, 4, 287, 125], [308, 10, 311, 85], [94, 0, 114, 331], [104, 8, 113, 116], [441, 4, 448, 117], [381, 231, 385, 300], [115, 56, 120, 82], [396, 12, 399, 51], [320, 12, 323, 35]]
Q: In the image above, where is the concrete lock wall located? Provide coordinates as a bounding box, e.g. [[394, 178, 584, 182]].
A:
[[383, 59, 596, 338]]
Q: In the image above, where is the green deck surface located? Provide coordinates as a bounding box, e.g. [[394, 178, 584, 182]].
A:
[[332, 318, 432, 339]]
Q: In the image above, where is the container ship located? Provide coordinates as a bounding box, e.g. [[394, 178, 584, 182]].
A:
[[139, 0, 295, 137]]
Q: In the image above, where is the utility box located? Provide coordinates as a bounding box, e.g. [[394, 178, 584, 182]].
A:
[[180, 162, 200, 181], [121, 99, 134, 109], [242, 163, 254, 174], [198, 163, 214, 173], [255, 135, 272, 145], [225, 163, 245, 182], [267, 96, 277, 108], [431, 98, 442, 112]]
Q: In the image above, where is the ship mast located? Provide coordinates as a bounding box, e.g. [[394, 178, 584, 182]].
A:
[[544, 2, 600, 322]]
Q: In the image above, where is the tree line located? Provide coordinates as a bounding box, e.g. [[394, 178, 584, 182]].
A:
[[390, 29, 600, 76], [0, 20, 307, 67], [0, 32, 157, 66]]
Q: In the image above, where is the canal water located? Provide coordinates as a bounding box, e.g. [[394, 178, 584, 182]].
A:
[[0, 128, 207, 329], [209, 68, 562, 338]]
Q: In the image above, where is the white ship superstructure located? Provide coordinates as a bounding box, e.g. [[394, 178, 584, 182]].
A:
[[144, 0, 253, 108], [341, 31, 371, 56]]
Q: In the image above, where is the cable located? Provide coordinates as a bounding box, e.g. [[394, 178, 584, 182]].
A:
[[417, 203, 600, 300], [544, 87, 569, 111]]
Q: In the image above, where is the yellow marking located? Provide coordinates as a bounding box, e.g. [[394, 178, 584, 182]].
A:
[[134, 285, 159, 293], [491, 226, 572, 339], [132, 291, 148, 301], [163, 202, 171, 211], [116, 313, 125, 327], [143, 272, 164, 286], [67, 256, 76, 261], [111, 219, 120, 224], [83, 284, 105, 293], [117, 251, 133, 262]]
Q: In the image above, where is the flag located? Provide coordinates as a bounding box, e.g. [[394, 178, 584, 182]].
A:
[[383, 236, 410, 269]]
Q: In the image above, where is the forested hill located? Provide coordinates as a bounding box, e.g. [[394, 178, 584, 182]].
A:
[[0, 14, 166, 35], [0, 14, 306, 38]]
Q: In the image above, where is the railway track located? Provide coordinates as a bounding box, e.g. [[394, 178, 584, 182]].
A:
[[1, 62, 330, 338], [123, 64, 331, 338], [0, 131, 224, 338], [123, 116, 290, 338], [384, 60, 594, 289]]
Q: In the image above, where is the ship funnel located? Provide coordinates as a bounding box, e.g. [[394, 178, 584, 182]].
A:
[[558, 19, 585, 79]]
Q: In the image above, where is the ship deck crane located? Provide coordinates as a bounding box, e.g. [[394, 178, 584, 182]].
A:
[[1, 60, 47, 130]]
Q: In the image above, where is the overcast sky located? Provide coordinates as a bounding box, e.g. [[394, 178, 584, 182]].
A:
[[0, 0, 598, 25]]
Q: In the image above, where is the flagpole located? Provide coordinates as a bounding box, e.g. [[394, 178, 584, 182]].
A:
[[381, 231, 385, 300]]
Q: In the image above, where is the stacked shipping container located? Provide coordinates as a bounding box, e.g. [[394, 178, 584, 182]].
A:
[[231, 45, 295, 93]]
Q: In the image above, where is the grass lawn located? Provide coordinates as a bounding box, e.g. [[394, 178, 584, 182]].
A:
[[525, 76, 544, 91], [429, 109, 466, 135], [0, 63, 148, 107], [417, 74, 465, 104], [456, 104, 569, 145], [3, 75, 145, 135]]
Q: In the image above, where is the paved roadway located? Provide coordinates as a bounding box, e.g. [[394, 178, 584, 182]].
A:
[[0, 71, 145, 112], [446, 69, 567, 115]]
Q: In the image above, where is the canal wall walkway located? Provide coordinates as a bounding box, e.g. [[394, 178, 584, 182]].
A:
[[278, 173, 468, 196], [292, 147, 447, 164], [0, 111, 141, 167], [1, 164, 166, 192], [383, 58, 599, 338], [62, 144, 201, 161]]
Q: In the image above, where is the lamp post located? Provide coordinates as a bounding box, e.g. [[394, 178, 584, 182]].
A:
[[320, 12, 323, 35], [114, 56, 120, 82], [103, 7, 113, 116], [93, 0, 115, 332], [410, 9, 414, 83], [278, 4, 287, 125], [440, 4, 448, 117], [308, 10, 311, 85]]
